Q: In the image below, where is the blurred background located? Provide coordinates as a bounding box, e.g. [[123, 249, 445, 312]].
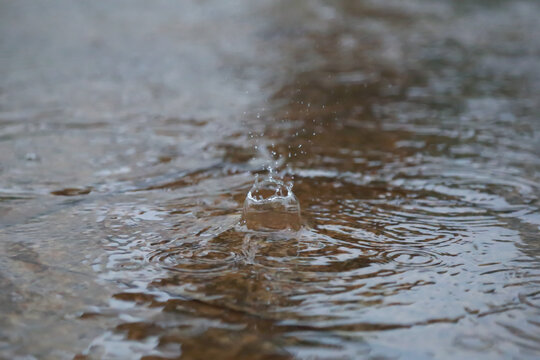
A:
[[1, 1, 539, 359]]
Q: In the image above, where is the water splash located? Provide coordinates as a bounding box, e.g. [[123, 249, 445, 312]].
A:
[[243, 173, 301, 231]]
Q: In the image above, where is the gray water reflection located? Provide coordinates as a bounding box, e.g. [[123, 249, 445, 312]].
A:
[[1, 0, 539, 359]]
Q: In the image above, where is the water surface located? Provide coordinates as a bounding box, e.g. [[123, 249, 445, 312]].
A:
[[1, 0, 540, 359]]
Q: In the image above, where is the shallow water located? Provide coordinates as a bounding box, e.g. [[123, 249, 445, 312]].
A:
[[1, 0, 540, 359]]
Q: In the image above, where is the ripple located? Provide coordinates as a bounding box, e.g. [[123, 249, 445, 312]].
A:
[[381, 248, 442, 268], [519, 290, 540, 310], [50, 187, 92, 196], [453, 334, 493, 351], [149, 245, 239, 274]]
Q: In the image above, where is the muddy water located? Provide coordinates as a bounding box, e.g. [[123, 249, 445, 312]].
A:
[[1, 0, 540, 359]]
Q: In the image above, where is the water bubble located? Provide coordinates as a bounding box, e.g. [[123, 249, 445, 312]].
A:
[[243, 175, 301, 231]]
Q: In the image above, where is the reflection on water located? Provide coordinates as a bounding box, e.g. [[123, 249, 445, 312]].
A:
[[1, 0, 540, 359]]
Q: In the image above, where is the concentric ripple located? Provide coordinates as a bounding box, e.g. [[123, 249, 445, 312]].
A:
[[150, 246, 239, 273], [381, 248, 442, 268]]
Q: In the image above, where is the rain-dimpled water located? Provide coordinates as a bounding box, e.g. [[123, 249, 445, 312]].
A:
[[1, 0, 540, 359]]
